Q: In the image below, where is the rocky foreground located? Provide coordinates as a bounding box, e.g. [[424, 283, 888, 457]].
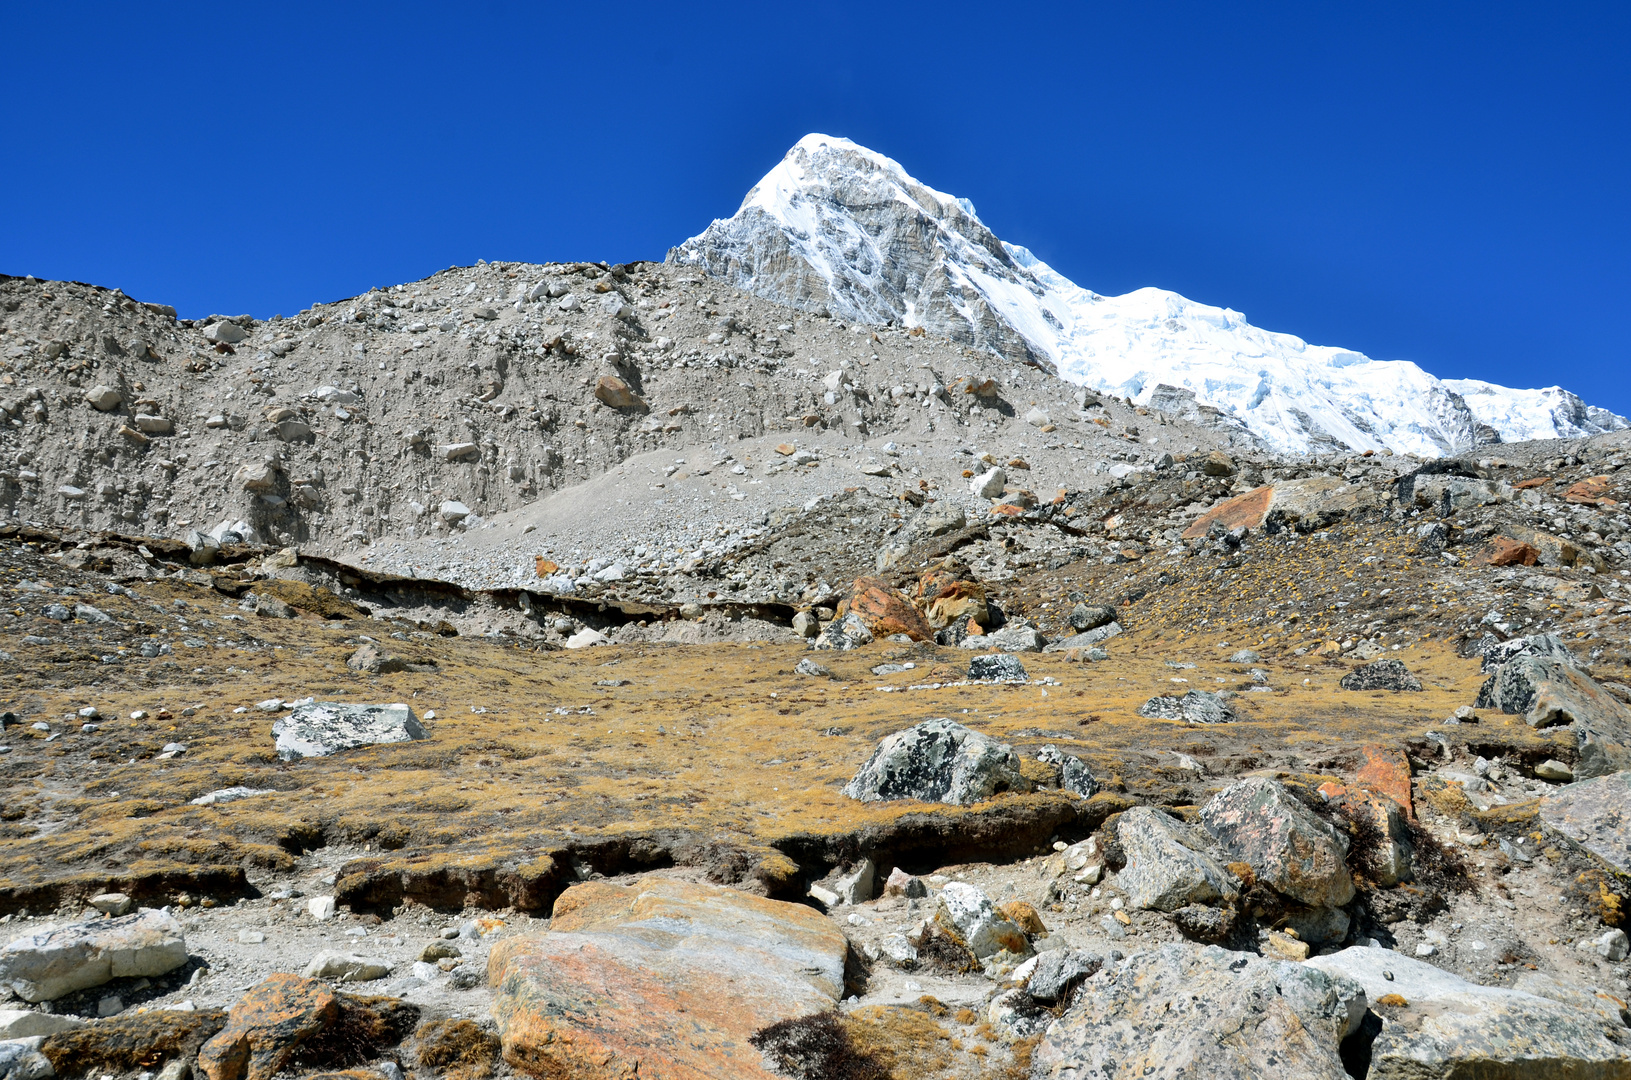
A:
[[5, 263, 1631, 1077]]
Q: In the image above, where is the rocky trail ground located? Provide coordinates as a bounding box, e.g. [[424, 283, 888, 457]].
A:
[[4, 264, 1631, 1079]]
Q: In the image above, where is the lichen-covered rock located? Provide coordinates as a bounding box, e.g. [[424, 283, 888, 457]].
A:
[[1026, 948, 1103, 1004], [1200, 778, 1354, 908], [1480, 632, 1576, 673], [1137, 689, 1241, 724], [968, 653, 1027, 682], [1033, 944, 1360, 1080], [1540, 771, 1631, 874], [915, 558, 987, 630], [271, 702, 427, 761], [811, 611, 873, 651], [1339, 658, 1423, 692], [1306, 945, 1631, 1079], [0, 909, 188, 1003], [197, 973, 339, 1080], [1116, 806, 1239, 912], [1036, 744, 1098, 797], [489, 878, 846, 1080], [842, 717, 1025, 805]]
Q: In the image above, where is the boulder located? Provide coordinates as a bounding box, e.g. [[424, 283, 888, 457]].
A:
[[1339, 658, 1423, 692], [1043, 621, 1123, 652], [1200, 777, 1354, 908], [1306, 945, 1631, 1079], [936, 883, 1030, 959], [1137, 689, 1241, 724], [842, 577, 933, 642], [1068, 603, 1117, 632], [0, 909, 187, 1003], [203, 320, 247, 344], [968, 653, 1027, 682], [1116, 806, 1239, 912], [300, 952, 391, 983], [1181, 476, 1375, 540], [185, 530, 221, 566], [1033, 944, 1360, 1080], [843, 717, 1025, 806], [346, 644, 406, 675], [271, 702, 427, 761], [1476, 654, 1631, 777], [811, 612, 873, 651], [234, 462, 278, 494], [489, 878, 846, 1080], [83, 385, 122, 412], [793, 657, 831, 677], [197, 973, 338, 1080], [976, 624, 1048, 652], [0, 1011, 82, 1039], [1540, 771, 1631, 874], [0, 1039, 52, 1080]]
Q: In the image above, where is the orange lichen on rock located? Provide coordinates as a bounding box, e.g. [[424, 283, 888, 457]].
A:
[[845, 577, 934, 641]]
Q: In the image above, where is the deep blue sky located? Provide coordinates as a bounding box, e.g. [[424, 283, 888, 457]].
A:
[[3, 2, 1626, 412]]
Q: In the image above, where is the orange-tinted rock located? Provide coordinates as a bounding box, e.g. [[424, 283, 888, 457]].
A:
[[1566, 475, 1616, 506], [1355, 744, 1415, 821], [1181, 477, 1373, 540], [990, 503, 1026, 516], [534, 557, 559, 577], [593, 375, 646, 411], [1513, 476, 1552, 490], [998, 900, 1048, 936], [490, 878, 848, 1080], [845, 577, 933, 641], [198, 973, 339, 1080], [915, 560, 988, 630], [1481, 536, 1540, 567]]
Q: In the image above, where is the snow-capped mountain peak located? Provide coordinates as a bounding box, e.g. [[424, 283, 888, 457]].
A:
[[670, 134, 1625, 456]]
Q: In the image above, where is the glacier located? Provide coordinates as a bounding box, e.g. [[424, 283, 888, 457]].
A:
[[670, 133, 1626, 456]]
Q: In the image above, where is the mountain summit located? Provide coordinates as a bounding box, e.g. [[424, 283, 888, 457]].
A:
[[671, 134, 1625, 456]]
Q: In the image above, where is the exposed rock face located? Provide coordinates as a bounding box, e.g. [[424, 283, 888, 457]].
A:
[[0, 909, 188, 1002], [1476, 653, 1631, 777], [489, 878, 846, 1080], [1116, 806, 1239, 912], [1181, 477, 1378, 540], [1033, 943, 1360, 1080], [1200, 778, 1355, 909], [669, 134, 1057, 371], [271, 702, 427, 761], [842, 717, 1026, 806], [1480, 632, 1576, 673], [811, 611, 873, 651], [1306, 945, 1631, 1079], [1540, 771, 1631, 873]]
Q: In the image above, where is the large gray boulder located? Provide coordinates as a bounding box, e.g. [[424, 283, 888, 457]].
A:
[[272, 701, 428, 760], [1306, 945, 1631, 1078], [843, 717, 1025, 805], [1476, 653, 1631, 778], [811, 612, 873, 651], [1480, 632, 1576, 673], [0, 909, 187, 1002], [1043, 621, 1123, 652], [0, 1039, 53, 1080], [1033, 943, 1362, 1080], [1540, 771, 1631, 873], [1116, 806, 1239, 912], [1200, 777, 1355, 909]]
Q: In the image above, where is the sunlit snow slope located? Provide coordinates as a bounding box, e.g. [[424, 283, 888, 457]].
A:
[[671, 134, 1625, 456]]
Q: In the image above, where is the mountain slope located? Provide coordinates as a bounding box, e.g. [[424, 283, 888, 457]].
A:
[[671, 134, 1626, 456]]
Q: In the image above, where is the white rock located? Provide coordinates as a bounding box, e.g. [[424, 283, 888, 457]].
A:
[[592, 563, 624, 582], [301, 951, 391, 983], [237, 931, 265, 945], [190, 787, 276, 807], [132, 415, 172, 434], [83, 385, 122, 411], [937, 882, 1028, 959], [971, 466, 1006, 499], [87, 894, 131, 916], [0, 909, 188, 1003], [438, 501, 471, 524], [307, 896, 337, 921], [410, 960, 442, 982], [203, 320, 247, 344], [313, 386, 360, 405], [1024, 406, 1050, 427], [437, 443, 480, 462], [0, 1037, 54, 1080], [565, 628, 608, 649]]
